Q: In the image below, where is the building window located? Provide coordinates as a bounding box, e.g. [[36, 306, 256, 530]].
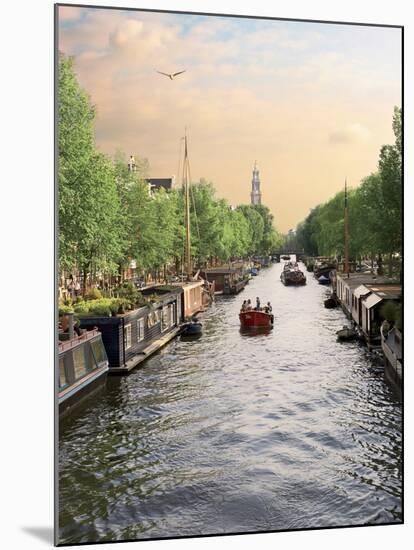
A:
[[124, 323, 132, 350], [137, 318, 145, 342]]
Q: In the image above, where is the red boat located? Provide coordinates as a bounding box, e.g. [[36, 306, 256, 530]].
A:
[[239, 310, 274, 328]]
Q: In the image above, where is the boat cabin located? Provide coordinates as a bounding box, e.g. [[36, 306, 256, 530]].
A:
[[360, 285, 401, 344], [200, 267, 247, 294], [335, 273, 392, 319], [58, 329, 109, 415], [171, 280, 205, 319], [80, 286, 183, 373]]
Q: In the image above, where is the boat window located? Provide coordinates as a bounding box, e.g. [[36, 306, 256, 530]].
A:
[[147, 311, 160, 328], [73, 346, 87, 380], [91, 338, 107, 366], [59, 357, 68, 389], [137, 318, 145, 342], [124, 323, 132, 350], [162, 305, 172, 332]]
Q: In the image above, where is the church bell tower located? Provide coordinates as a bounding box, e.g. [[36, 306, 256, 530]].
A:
[[250, 161, 262, 205]]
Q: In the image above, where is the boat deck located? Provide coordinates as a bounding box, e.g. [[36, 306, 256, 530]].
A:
[[109, 326, 182, 374]]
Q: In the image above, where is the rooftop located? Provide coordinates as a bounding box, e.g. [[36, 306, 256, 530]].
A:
[[336, 272, 395, 289]]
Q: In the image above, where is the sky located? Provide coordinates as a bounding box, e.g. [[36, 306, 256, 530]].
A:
[[58, 5, 401, 232]]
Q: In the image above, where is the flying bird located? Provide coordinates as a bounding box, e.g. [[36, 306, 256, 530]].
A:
[[156, 70, 186, 80]]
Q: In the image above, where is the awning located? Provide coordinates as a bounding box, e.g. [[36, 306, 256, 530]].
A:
[[363, 293, 383, 309], [354, 285, 371, 299]]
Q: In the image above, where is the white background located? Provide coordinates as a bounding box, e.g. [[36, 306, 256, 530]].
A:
[[0, 1, 412, 549]]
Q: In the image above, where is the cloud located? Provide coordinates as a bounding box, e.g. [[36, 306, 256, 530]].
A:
[[58, 8, 400, 231], [328, 123, 371, 145]]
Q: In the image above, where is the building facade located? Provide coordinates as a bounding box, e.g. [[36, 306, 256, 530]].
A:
[[250, 161, 262, 205]]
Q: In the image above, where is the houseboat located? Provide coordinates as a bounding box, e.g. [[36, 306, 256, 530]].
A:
[[280, 263, 306, 286], [359, 285, 401, 348], [80, 285, 183, 374], [171, 278, 213, 319], [381, 325, 402, 398], [253, 255, 272, 267], [200, 267, 248, 295], [58, 325, 109, 415], [335, 273, 398, 321]]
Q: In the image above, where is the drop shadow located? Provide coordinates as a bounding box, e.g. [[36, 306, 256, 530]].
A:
[[21, 526, 54, 544]]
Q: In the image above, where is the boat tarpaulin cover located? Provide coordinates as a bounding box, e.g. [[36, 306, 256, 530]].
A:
[[354, 285, 371, 299], [363, 293, 383, 309]]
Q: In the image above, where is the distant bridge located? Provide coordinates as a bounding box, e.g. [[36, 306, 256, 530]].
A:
[[272, 250, 305, 261]]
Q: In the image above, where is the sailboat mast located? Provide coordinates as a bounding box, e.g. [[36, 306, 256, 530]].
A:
[[184, 133, 192, 277], [344, 179, 349, 277]]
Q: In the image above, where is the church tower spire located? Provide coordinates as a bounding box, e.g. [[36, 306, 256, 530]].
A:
[[250, 160, 262, 205]]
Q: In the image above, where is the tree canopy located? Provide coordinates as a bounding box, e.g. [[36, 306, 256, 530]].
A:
[[58, 53, 283, 289], [295, 107, 402, 267]]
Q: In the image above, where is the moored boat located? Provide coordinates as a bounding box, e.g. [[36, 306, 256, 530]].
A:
[[239, 310, 274, 328], [314, 263, 336, 280], [336, 326, 358, 341], [59, 328, 109, 416], [180, 317, 203, 337], [324, 293, 338, 308], [318, 274, 330, 285]]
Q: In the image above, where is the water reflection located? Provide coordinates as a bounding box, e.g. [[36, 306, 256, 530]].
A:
[[59, 263, 402, 544]]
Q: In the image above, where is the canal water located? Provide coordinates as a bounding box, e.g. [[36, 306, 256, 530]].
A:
[[58, 262, 402, 544]]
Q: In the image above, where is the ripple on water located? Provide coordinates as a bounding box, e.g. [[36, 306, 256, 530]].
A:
[[59, 263, 402, 543]]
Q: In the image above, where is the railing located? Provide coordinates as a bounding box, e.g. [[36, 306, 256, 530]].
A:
[[58, 328, 100, 352]]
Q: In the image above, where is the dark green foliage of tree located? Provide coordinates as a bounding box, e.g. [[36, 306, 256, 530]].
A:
[[58, 53, 283, 288], [295, 107, 402, 269], [59, 54, 124, 276]]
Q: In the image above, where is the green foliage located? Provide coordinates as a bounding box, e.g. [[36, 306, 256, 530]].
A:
[[380, 301, 399, 323], [58, 53, 124, 276], [114, 282, 143, 308], [58, 304, 74, 316], [295, 107, 402, 262], [147, 293, 161, 304], [73, 301, 91, 314], [58, 52, 284, 283], [73, 297, 130, 317], [84, 288, 103, 301]]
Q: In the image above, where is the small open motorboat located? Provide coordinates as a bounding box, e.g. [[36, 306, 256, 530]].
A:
[[180, 317, 202, 337], [239, 310, 274, 328], [336, 326, 357, 341]]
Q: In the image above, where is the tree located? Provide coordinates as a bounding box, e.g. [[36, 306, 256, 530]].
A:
[[58, 54, 124, 285]]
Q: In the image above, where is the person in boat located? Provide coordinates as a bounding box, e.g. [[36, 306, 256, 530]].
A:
[[255, 297, 261, 311], [263, 301, 272, 313], [241, 300, 247, 312], [246, 299, 252, 311]]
